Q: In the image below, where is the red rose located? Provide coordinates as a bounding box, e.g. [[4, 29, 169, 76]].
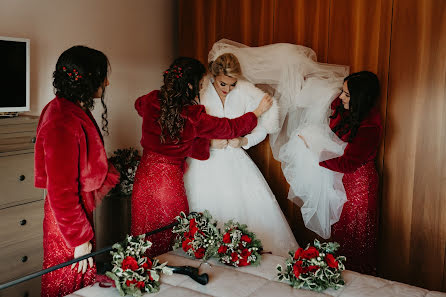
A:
[[223, 232, 231, 243], [125, 279, 137, 286], [183, 231, 192, 239], [240, 248, 251, 258], [190, 226, 199, 236], [293, 262, 303, 278], [241, 234, 252, 243], [302, 246, 319, 259], [325, 253, 339, 269], [238, 258, 250, 266], [141, 258, 153, 270], [189, 218, 197, 229], [121, 256, 139, 271], [136, 281, 145, 289], [231, 252, 239, 262], [218, 245, 228, 254], [194, 247, 206, 259], [182, 239, 192, 252], [293, 247, 304, 259], [307, 265, 320, 273]]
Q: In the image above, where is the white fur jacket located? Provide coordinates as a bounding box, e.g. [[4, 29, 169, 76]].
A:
[[199, 75, 279, 149]]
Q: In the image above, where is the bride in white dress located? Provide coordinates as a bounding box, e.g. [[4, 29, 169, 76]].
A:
[[199, 40, 350, 240], [184, 52, 299, 257]]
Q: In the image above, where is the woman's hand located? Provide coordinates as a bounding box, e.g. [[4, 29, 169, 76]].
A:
[[72, 241, 93, 274], [210, 139, 228, 149], [253, 94, 273, 117], [298, 134, 309, 149], [228, 137, 248, 148]]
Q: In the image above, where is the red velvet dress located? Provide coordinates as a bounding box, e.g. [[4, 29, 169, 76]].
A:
[[131, 90, 258, 257], [319, 98, 382, 274], [35, 97, 119, 297]]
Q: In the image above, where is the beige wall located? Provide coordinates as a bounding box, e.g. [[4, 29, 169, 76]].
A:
[[0, 0, 177, 152]]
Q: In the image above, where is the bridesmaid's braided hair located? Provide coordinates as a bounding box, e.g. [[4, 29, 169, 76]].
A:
[[330, 71, 380, 142], [53, 46, 110, 135], [159, 57, 206, 143]]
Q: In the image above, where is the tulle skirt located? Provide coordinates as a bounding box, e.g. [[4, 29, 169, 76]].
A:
[[278, 126, 347, 239], [184, 147, 299, 257]]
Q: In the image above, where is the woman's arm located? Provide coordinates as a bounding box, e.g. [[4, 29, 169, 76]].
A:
[[319, 126, 380, 173], [193, 94, 273, 139], [43, 123, 94, 248]]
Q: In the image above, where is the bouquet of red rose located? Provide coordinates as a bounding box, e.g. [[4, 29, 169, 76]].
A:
[[277, 239, 346, 292], [106, 235, 172, 296], [216, 221, 262, 267], [172, 211, 221, 260]]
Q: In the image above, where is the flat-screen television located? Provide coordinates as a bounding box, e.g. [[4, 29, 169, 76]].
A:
[[0, 36, 30, 113]]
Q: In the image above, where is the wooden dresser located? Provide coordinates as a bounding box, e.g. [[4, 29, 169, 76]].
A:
[[0, 116, 44, 297]]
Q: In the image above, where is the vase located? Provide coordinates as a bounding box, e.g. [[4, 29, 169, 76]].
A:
[[94, 194, 131, 267]]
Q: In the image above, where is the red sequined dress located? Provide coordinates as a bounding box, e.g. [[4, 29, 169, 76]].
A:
[[319, 98, 382, 274], [131, 90, 258, 257], [35, 97, 119, 297]]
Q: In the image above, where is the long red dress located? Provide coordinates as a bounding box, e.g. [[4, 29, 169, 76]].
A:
[[35, 97, 119, 297], [319, 98, 382, 275], [131, 90, 258, 257]]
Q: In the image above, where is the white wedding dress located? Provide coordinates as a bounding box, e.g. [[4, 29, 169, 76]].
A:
[[184, 76, 299, 257], [204, 39, 350, 239]]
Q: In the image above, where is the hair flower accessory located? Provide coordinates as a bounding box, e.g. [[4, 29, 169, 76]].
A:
[[62, 66, 83, 81]]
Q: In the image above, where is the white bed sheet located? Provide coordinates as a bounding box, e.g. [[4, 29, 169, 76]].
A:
[[67, 251, 446, 297]]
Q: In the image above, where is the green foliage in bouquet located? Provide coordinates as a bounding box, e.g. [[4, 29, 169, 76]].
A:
[[172, 211, 221, 261], [277, 239, 346, 292], [108, 148, 140, 196], [106, 235, 172, 297], [216, 221, 262, 267]]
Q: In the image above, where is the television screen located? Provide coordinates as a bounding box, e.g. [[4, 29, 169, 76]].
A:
[[0, 37, 30, 112]]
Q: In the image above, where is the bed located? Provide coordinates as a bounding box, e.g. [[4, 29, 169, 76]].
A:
[[67, 251, 446, 297]]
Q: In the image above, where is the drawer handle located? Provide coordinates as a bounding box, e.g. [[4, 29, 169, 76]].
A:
[[21, 256, 28, 263], [24, 292, 29, 297], [19, 175, 26, 181], [31, 137, 36, 144], [20, 219, 27, 226]]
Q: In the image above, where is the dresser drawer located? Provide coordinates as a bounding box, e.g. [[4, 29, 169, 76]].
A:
[[0, 200, 44, 248], [0, 237, 43, 283], [0, 277, 41, 297], [0, 131, 36, 153], [0, 153, 43, 209]]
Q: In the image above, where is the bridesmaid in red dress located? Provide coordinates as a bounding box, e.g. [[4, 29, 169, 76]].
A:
[[131, 57, 273, 257], [319, 71, 382, 275], [34, 46, 119, 296]]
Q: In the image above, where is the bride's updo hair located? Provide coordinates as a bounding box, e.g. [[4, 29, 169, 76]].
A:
[[209, 53, 242, 78]]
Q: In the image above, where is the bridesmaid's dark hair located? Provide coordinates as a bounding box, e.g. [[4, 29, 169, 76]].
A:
[[330, 71, 380, 142], [53, 45, 110, 135], [159, 57, 206, 143]]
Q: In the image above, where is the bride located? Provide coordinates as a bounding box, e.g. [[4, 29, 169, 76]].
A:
[[184, 52, 299, 257], [191, 39, 350, 239]]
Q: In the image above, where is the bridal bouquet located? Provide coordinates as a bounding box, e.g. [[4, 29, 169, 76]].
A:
[[106, 235, 172, 296], [172, 211, 221, 260], [277, 240, 346, 292], [216, 221, 262, 267]]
